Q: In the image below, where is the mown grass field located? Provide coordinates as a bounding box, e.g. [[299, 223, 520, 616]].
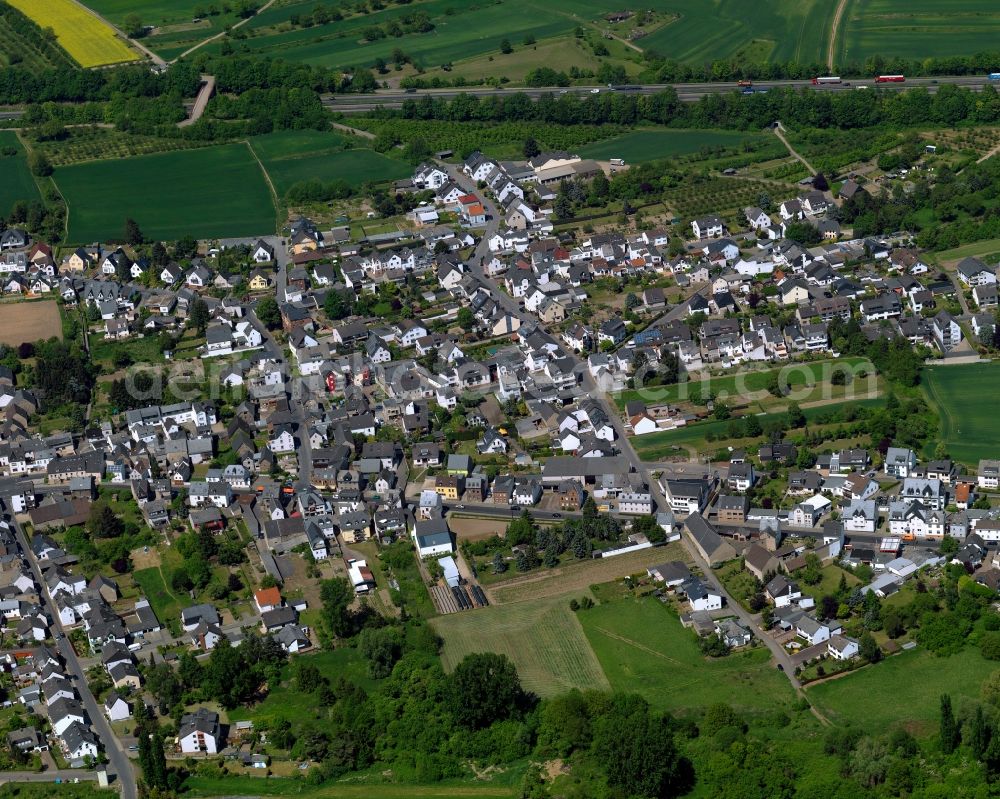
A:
[[808, 647, 997, 735], [615, 357, 878, 410], [580, 128, 768, 163], [631, 397, 887, 460], [56, 144, 276, 242], [133, 566, 182, 628], [922, 362, 1000, 466], [183, 776, 516, 798], [0, 131, 40, 217], [579, 597, 798, 715], [248, 132, 411, 196], [834, 0, 1000, 64], [7, 0, 137, 67], [431, 592, 610, 698], [638, 0, 834, 63]]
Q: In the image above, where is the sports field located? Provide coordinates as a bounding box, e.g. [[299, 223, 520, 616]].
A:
[[834, 0, 1000, 64], [6, 0, 136, 68], [638, 0, 834, 63], [431, 593, 610, 698], [0, 301, 62, 348], [580, 128, 768, 163], [579, 597, 798, 715], [808, 647, 995, 734], [922, 362, 1000, 466], [56, 144, 277, 242], [248, 132, 411, 196], [0, 131, 41, 217]]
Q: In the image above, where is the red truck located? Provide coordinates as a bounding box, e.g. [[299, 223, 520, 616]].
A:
[[875, 74, 905, 83], [737, 79, 752, 87]]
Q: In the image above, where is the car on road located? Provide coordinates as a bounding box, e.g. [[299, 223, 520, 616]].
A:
[[553, 513, 562, 518], [776, 663, 784, 671], [455, 504, 465, 509], [590, 88, 600, 93]]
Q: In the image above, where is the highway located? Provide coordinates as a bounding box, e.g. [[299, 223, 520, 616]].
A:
[[323, 74, 992, 113], [0, 74, 991, 122]]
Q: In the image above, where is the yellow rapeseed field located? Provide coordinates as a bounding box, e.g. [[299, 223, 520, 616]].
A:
[[6, 0, 137, 68]]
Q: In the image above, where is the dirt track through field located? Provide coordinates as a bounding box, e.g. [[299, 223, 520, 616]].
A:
[[827, 0, 848, 69]]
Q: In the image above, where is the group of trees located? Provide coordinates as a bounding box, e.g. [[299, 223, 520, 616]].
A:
[[145, 632, 285, 715]]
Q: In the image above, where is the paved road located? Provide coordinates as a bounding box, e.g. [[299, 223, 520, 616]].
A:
[[421, 178, 806, 694], [12, 518, 137, 799], [322, 75, 993, 113]]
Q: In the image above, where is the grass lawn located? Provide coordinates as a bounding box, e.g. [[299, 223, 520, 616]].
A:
[[922, 362, 1000, 466], [631, 397, 886, 460], [133, 562, 183, 631], [183, 776, 515, 798], [227, 649, 376, 726], [431, 592, 610, 698], [0, 786, 114, 799], [581, 128, 768, 163], [799, 564, 860, 602], [0, 131, 41, 218], [808, 646, 998, 735], [56, 144, 276, 243], [579, 596, 797, 716], [932, 237, 1000, 263]]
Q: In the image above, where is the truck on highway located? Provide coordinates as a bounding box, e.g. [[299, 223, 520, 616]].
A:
[[811, 76, 842, 85], [990, 73, 1000, 81], [875, 74, 906, 83], [737, 79, 752, 87]]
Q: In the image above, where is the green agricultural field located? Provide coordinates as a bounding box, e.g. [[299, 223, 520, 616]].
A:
[[247, 130, 411, 196], [638, 0, 834, 64], [808, 647, 996, 734], [431, 593, 610, 698], [0, 131, 41, 217], [81, 0, 240, 60], [215, 0, 610, 71], [922, 362, 1000, 466], [56, 144, 276, 242], [580, 128, 768, 163], [247, 130, 350, 162], [579, 597, 798, 715], [834, 0, 1000, 65]]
